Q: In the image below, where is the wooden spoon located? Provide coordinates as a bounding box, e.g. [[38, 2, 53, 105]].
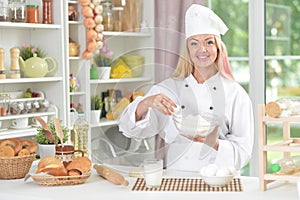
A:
[[44, 130, 58, 146], [53, 118, 64, 147], [34, 116, 51, 132]]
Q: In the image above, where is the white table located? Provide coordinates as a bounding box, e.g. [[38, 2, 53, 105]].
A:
[[0, 169, 298, 200]]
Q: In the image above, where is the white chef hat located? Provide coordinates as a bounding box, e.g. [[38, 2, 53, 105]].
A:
[[185, 4, 229, 38]]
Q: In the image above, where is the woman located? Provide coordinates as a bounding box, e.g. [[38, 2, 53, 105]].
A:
[[119, 4, 254, 172]]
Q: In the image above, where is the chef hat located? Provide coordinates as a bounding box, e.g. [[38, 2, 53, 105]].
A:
[[185, 4, 228, 38]]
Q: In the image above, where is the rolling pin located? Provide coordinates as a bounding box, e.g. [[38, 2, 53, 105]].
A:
[[94, 164, 129, 186]]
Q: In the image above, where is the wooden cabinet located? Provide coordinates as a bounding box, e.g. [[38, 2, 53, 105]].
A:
[[258, 104, 300, 191]]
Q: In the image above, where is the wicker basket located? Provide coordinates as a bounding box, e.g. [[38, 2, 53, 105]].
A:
[[0, 154, 36, 179], [31, 172, 91, 186]]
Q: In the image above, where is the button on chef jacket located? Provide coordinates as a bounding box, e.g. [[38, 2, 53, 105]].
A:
[[119, 72, 254, 172]]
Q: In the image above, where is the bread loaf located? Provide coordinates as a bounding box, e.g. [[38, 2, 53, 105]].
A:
[[36, 156, 68, 176], [66, 157, 92, 175]]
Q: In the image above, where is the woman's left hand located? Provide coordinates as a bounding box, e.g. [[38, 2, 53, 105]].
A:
[[183, 125, 219, 150]]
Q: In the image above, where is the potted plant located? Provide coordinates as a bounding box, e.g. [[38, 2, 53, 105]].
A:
[[33, 120, 69, 158], [90, 94, 103, 124], [19, 44, 46, 61], [93, 37, 113, 79]]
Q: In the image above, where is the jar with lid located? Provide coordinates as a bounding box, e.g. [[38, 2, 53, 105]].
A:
[[26, 4, 39, 23], [101, 1, 114, 31], [73, 112, 89, 157], [10, 0, 26, 22]]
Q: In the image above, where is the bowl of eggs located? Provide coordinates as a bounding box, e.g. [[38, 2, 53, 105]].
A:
[[200, 164, 237, 187]]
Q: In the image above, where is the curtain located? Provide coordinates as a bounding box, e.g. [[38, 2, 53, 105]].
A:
[[154, 0, 206, 167], [154, 0, 206, 82]]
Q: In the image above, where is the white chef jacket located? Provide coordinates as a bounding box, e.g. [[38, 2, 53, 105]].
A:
[[119, 72, 254, 172]]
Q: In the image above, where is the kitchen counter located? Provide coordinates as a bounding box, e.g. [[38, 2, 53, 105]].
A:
[[0, 168, 298, 200]]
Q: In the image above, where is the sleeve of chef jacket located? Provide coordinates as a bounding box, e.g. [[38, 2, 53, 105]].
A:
[[119, 85, 169, 139], [214, 87, 254, 170]]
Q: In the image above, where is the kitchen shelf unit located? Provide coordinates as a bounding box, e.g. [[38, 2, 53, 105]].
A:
[[89, 0, 155, 164], [258, 104, 300, 191], [64, 0, 88, 129], [0, 0, 66, 139]]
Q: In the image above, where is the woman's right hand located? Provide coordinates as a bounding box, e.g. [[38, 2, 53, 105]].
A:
[[135, 93, 178, 121]]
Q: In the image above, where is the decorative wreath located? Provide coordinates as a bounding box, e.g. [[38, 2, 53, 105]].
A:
[[78, 0, 104, 59]]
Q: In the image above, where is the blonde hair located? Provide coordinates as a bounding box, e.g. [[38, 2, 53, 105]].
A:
[[172, 36, 234, 80]]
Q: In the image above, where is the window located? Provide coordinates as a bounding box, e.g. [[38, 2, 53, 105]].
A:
[[209, 0, 250, 175], [265, 0, 300, 173]]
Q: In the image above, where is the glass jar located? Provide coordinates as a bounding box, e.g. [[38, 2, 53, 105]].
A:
[[26, 4, 39, 23], [10, 0, 26, 22], [73, 112, 89, 157], [0, 93, 10, 116], [101, 1, 113, 31], [0, 6, 9, 22], [113, 7, 123, 32], [42, 0, 53, 24]]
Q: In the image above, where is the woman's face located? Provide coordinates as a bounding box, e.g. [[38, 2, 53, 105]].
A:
[[187, 34, 218, 69]]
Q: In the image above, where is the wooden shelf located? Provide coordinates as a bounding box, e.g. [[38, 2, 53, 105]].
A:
[[258, 104, 300, 191]]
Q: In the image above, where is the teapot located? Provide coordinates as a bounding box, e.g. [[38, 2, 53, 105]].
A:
[[69, 42, 80, 57], [19, 54, 57, 78]]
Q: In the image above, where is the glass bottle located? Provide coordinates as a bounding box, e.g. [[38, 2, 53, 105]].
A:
[[73, 112, 89, 157], [42, 0, 53, 24], [101, 1, 114, 31], [271, 156, 300, 175], [266, 97, 300, 117]]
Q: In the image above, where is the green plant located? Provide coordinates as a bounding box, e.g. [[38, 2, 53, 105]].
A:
[[91, 95, 103, 110], [33, 120, 69, 144], [93, 37, 113, 67], [19, 44, 46, 61]]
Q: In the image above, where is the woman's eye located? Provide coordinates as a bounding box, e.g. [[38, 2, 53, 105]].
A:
[[190, 41, 198, 46], [206, 40, 215, 46]]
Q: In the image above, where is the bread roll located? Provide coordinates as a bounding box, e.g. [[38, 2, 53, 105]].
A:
[[38, 167, 68, 176], [66, 157, 92, 175], [0, 145, 15, 157], [0, 139, 22, 155], [18, 148, 30, 156], [36, 156, 68, 176]]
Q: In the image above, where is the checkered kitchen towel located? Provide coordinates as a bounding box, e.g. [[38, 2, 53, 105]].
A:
[[132, 178, 243, 192]]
